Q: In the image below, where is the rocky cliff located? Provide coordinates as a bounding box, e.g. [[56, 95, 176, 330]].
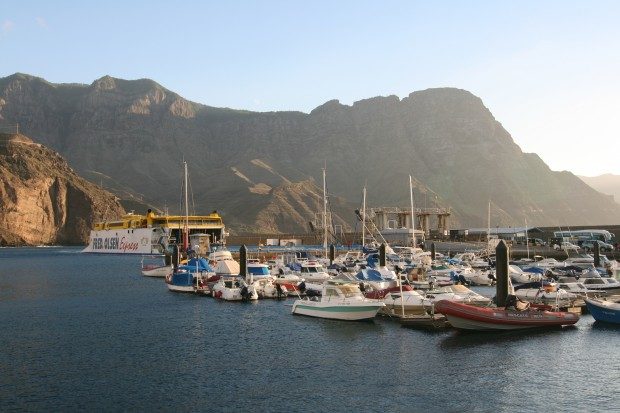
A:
[[1, 73, 619, 233], [0, 132, 125, 245]]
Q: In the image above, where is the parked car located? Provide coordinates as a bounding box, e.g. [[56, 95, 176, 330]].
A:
[[528, 238, 546, 246], [553, 241, 580, 252], [581, 240, 614, 252]]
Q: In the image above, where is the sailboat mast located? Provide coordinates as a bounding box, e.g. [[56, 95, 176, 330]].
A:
[[525, 217, 530, 260], [409, 175, 415, 248], [487, 200, 491, 240], [183, 161, 189, 252], [322, 166, 328, 258], [362, 186, 367, 248]]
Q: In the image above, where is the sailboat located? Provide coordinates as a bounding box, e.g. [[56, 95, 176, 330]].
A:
[[166, 161, 214, 294]]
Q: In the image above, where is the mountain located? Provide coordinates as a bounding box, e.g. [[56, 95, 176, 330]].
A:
[[579, 174, 620, 204], [1, 72, 619, 234], [0, 132, 125, 245]]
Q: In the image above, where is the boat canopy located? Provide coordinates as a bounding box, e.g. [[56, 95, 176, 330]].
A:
[[178, 257, 212, 272], [171, 271, 194, 287], [355, 269, 386, 282]]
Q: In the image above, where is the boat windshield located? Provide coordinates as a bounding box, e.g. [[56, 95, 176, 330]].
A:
[[338, 284, 363, 298], [248, 266, 270, 275]]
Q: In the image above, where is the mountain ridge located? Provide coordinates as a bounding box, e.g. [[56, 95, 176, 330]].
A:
[[1, 72, 619, 235]]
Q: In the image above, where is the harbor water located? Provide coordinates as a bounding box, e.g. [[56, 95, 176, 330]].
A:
[[1, 248, 619, 412]]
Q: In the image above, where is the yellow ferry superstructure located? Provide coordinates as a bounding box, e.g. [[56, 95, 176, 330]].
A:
[[82, 210, 226, 254]]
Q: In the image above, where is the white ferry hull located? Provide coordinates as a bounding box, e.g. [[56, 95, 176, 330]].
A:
[[82, 228, 166, 255]]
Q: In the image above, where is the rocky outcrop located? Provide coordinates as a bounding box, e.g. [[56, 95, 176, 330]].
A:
[[1, 73, 619, 233], [0, 133, 124, 245]]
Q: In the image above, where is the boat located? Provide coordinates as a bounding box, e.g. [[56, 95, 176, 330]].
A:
[[291, 280, 385, 321], [584, 297, 620, 324], [556, 277, 604, 298], [355, 268, 397, 290], [514, 282, 578, 307], [165, 257, 214, 294], [509, 265, 543, 284], [580, 276, 620, 295], [298, 260, 331, 283], [82, 210, 226, 255], [424, 284, 492, 307], [211, 277, 258, 301], [434, 299, 579, 331], [82, 162, 226, 255], [458, 267, 494, 286], [140, 256, 172, 278]]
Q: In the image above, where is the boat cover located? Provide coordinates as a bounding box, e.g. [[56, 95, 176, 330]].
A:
[[178, 257, 212, 272], [355, 269, 386, 282]]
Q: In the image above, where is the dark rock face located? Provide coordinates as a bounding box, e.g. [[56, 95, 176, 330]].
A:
[[1, 73, 619, 233], [0, 132, 125, 245]]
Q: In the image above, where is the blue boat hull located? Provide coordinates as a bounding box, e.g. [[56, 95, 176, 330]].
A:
[[585, 299, 620, 324]]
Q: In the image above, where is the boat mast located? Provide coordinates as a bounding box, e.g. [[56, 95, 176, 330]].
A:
[[323, 165, 328, 258], [401, 176, 415, 316], [487, 199, 491, 253], [183, 161, 189, 252], [409, 175, 415, 248], [525, 217, 530, 260], [362, 186, 367, 248]]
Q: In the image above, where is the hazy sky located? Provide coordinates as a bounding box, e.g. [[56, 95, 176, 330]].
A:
[[1, 0, 619, 176]]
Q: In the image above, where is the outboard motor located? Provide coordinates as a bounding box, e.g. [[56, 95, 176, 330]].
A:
[[275, 283, 285, 299], [488, 271, 497, 282], [240, 285, 250, 301]]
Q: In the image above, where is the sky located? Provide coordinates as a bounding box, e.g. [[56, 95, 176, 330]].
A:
[[1, 0, 619, 176]]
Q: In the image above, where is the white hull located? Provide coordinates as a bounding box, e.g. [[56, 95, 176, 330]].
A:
[[141, 265, 172, 278], [167, 284, 195, 293], [292, 300, 383, 321], [83, 228, 166, 255]]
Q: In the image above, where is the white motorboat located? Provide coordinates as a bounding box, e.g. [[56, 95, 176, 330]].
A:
[[556, 277, 605, 298], [580, 277, 620, 295], [514, 283, 578, 307], [423, 284, 492, 307], [140, 256, 172, 278], [298, 261, 331, 283], [509, 265, 542, 284], [380, 288, 428, 315], [459, 267, 494, 286], [291, 280, 385, 321], [211, 277, 258, 301], [355, 268, 397, 290]]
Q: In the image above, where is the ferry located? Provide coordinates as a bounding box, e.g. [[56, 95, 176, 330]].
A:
[[81, 209, 227, 255]]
